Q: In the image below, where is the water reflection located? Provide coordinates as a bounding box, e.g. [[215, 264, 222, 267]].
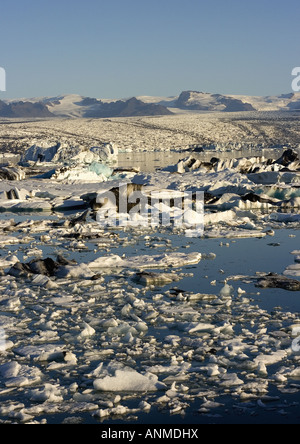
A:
[[116, 148, 285, 173]]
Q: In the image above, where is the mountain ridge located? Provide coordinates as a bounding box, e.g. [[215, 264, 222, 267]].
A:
[[1, 91, 300, 118]]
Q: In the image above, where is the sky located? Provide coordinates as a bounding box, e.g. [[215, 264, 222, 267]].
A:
[[0, 0, 300, 99]]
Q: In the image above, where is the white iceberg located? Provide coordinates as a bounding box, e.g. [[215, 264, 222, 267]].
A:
[[21, 142, 118, 165]]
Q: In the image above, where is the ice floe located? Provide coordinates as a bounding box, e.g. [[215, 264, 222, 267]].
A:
[[94, 368, 166, 393], [88, 252, 202, 270]]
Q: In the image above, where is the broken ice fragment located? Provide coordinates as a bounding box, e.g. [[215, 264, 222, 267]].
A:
[[78, 323, 96, 340], [93, 368, 166, 392]]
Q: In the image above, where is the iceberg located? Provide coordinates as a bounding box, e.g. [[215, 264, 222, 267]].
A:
[[51, 162, 113, 183], [20, 142, 118, 165]]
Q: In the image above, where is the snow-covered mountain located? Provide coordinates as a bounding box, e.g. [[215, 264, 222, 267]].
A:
[[0, 99, 54, 118], [138, 91, 300, 112], [1, 91, 300, 118], [1, 95, 173, 118], [171, 91, 300, 112]]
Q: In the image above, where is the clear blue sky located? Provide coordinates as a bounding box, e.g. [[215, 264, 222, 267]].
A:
[[1, 0, 299, 99]]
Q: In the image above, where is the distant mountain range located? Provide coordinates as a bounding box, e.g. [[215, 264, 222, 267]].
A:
[[0, 100, 54, 118], [1, 91, 300, 118]]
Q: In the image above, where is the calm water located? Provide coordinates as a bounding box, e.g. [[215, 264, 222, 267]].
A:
[[116, 148, 286, 173]]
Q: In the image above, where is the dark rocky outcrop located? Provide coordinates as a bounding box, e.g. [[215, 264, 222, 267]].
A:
[[241, 193, 277, 205], [0, 100, 54, 118], [84, 97, 173, 118], [8, 256, 78, 279], [9, 258, 59, 278], [275, 149, 299, 167], [175, 91, 255, 112], [256, 273, 300, 291]]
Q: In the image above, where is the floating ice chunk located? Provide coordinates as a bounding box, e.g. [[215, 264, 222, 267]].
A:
[[147, 362, 191, 375], [135, 322, 148, 333], [257, 362, 268, 377], [176, 208, 204, 228], [31, 275, 59, 289], [88, 255, 125, 269], [205, 210, 236, 225], [274, 373, 287, 384], [56, 264, 94, 279], [0, 255, 19, 269], [201, 399, 224, 409], [86, 363, 104, 379], [2, 364, 42, 388], [88, 162, 113, 178], [139, 401, 151, 412], [290, 325, 300, 339], [15, 344, 65, 360], [204, 229, 266, 239], [254, 350, 288, 367], [0, 337, 14, 353], [284, 264, 300, 277], [1, 297, 21, 311], [49, 295, 75, 306], [78, 322, 96, 340], [30, 384, 64, 403], [0, 236, 20, 246], [270, 213, 300, 223], [215, 321, 234, 335], [207, 365, 220, 377], [10, 200, 53, 212], [187, 322, 216, 334], [107, 322, 138, 338], [219, 373, 244, 387], [101, 319, 119, 329], [52, 162, 114, 183], [95, 405, 131, 419], [134, 271, 182, 286], [0, 362, 21, 379], [94, 368, 166, 392], [38, 350, 77, 364], [89, 252, 202, 270], [220, 283, 234, 297], [287, 368, 300, 379]]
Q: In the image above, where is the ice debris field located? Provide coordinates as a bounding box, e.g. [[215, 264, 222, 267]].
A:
[[0, 113, 299, 424]]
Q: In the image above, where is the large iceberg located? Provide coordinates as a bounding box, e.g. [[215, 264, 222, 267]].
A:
[[20, 142, 118, 165], [51, 162, 114, 183]]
